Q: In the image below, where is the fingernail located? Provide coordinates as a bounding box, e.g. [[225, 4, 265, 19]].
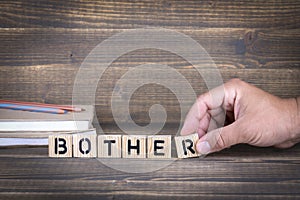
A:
[[197, 141, 211, 154]]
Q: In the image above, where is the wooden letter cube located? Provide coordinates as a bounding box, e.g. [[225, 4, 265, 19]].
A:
[[122, 135, 146, 158], [98, 135, 122, 158], [73, 131, 97, 158], [147, 135, 171, 159], [49, 135, 73, 158], [175, 133, 200, 159]]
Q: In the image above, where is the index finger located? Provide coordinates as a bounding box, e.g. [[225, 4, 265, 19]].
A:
[[180, 84, 226, 136]]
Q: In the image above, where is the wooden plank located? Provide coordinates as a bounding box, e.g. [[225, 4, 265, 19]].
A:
[[0, 194, 299, 200], [0, 28, 299, 68], [0, 0, 299, 29]]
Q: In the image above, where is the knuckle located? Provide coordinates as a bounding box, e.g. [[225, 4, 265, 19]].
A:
[[229, 78, 242, 84], [214, 132, 227, 151]]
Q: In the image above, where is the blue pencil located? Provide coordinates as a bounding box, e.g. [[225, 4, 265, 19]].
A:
[[0, 103, 67, 114]]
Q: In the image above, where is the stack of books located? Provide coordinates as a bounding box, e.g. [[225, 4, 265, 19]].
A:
[[0, 104, 95, 147]]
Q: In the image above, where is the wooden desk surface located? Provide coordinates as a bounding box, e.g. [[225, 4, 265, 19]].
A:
[[0, 0, 299, 124], [1, 143, 300, 199], [0, 0, 300, 199]]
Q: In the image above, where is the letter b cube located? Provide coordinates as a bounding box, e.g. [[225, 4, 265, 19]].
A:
[[48, 135, 73, 158]]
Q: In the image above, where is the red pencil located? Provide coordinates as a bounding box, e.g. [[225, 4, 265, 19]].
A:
[[0, 100, 84, 112], [0, 103, 67, 114]]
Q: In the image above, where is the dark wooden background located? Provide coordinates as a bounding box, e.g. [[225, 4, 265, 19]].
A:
[[0, 0, 300, 199]]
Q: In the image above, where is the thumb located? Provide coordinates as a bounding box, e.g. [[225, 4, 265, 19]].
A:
[[196, 123, 241, 155]]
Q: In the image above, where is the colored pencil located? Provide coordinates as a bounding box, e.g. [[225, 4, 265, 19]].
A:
[[0, 103, 67, 114], [0, 100, 83, 112]]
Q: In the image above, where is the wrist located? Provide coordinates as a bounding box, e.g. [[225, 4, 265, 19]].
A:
[[289, 97, 300, 140]]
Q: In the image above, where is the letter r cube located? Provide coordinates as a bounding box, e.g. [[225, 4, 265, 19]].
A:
[[175, 133, 200, 159]]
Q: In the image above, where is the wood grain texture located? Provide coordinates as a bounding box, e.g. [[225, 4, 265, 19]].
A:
[[0, 0, 299, 29], [0, 1, 299, 198], [0, 65, 298, 123], [0, 144, 300, 199], [0, 28, 299, 68], [0, 1, 299, 124]]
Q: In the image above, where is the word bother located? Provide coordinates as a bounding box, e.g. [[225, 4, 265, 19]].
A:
[[48, 132, 200, 159]]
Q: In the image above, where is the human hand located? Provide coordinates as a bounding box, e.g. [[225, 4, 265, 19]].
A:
[[181, 79, 300, 155]]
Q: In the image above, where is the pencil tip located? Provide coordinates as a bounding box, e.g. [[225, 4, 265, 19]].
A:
[[80, 108, 86, 112], [61, 110, 68, 114]]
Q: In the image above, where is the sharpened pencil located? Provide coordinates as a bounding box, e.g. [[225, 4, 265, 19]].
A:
[[0, 100, 84, 112], [0, 103, 67, 114]]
